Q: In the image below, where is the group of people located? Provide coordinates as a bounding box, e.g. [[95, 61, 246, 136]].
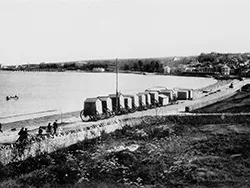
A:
[[16, 120, 59, 142], [38, 120, 59, 137]]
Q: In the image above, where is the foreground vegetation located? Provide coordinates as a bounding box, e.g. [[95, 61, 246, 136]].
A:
[[0, 116, 250, 188]]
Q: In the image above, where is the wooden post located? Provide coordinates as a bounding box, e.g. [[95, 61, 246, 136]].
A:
[[116, 58, 119, 112]]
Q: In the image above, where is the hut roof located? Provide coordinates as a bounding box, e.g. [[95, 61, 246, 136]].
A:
[[174, 87, 192, 91], [158, 94, 168, 98], [97, 96, 110, 101], [109, 93, 124, 98], [148, 91, 158, 93], [138, 92, 149, 95], [146, 86, 167, 91], [160, 89, 174, 93], [123, 94, 134, 98], [85, 98, 100, 103]]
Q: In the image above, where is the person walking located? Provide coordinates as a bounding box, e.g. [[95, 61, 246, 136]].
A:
[[18, 127, 25, 142], [53, 120, 58, 135], [23, 128, 28, 140], [38, 126, 43, 137], [47, 122, 52, 134]]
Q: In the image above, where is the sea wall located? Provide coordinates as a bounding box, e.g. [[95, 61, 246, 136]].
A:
[[1, 113, 250, 165]]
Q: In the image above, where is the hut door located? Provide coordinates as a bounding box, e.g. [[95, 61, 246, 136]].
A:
[[124, 98, 128, 109], [101, 101, 107, 113]]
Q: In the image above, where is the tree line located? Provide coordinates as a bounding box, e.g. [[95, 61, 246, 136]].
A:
[[122, 60, 164, 73]]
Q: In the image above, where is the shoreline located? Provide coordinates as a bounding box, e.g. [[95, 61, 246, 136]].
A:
[[0, 72, 217, 125], [0, 78, 230, 144], [1, 78, 221, 127]]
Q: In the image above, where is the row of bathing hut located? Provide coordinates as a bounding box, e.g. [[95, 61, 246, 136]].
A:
[[80, 87, 193, 121]]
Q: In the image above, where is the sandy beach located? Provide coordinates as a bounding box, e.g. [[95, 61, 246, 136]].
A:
[[0, 78, 246, 145]]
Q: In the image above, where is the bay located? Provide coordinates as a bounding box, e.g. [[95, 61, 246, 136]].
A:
[[0, 71, 216, 122]]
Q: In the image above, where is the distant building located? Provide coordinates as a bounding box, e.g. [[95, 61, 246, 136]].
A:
[[184, 66, 195, 72], [172, 57, 181, 61], [221, 65, 231, 75], [163, 66, 171, 74], [92, 67, 105, 72]]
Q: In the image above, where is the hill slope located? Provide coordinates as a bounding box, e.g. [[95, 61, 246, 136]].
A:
[[193, 91, 250, 113]]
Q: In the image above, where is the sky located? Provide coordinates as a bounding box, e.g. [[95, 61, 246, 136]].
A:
[[0, 0, 250, 65]]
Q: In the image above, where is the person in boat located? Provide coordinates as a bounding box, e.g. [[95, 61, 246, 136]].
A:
[[6, 95, 19, 100]]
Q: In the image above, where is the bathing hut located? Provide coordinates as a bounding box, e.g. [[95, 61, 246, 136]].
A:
[[188, 89, 194, 100], [148, 91, 159, 104], [158, 95, 169, 106], [176, 90, 189, 100], [146, 86, 167, 92], [84, 97, 103, 116], [108, 93, 125, 111], [174, 87, 193, 100], [137, 93, 146, 107], [142, 92, 151, 106], [124, 96, 132, 109], [97, 96, 112, 113], [159, 89, 174, 101], [124, 94, 139, 108]]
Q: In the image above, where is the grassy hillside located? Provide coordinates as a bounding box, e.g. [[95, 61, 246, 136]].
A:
[[0, 117, 250, 188], [193, 91, 250, 113]]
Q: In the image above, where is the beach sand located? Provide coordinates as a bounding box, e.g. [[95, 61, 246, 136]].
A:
[[0, 79, 245, 144]]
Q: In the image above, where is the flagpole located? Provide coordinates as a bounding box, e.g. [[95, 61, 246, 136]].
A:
[[116, 58, 119, 112]]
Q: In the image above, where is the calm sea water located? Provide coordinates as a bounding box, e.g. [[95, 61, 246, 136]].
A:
[[0, 71, 216, 122]]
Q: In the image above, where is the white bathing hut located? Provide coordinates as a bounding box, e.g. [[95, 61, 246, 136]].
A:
[[176, 90, 189, 100], [148, 91, 159, 104], [174, 88, 193, 100], [109, 93, 125, 111], [124, 94, 139, 108], [97, 96, 112, 113], [84, 97, 103, 116], [188, 89, 194, 100], [137, 93, 146, 107], [124, 96, 132, 109], [158, 95, 169, 106], [159, 89, 174, 101], [143, 92, 151, 106]]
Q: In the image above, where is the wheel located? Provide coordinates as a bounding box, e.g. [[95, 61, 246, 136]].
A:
[[105, 109, 112, 119], [94, 111, 101, 121], [80, 110, 85, 121]]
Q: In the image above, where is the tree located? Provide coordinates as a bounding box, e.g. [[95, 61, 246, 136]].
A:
[[124, 64, 130, 70], [155, 61, 160, 72], [138, 60, 143, 71], [133, 63, 139, 71]]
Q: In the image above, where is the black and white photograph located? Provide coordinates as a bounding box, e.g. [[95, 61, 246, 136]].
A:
[[0, 0, 250, 187]]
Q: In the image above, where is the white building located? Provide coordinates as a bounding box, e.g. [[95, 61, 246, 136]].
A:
[[163, 66, 171, 74], [221, 65, 231, 75], [92, 67, 105, 72]]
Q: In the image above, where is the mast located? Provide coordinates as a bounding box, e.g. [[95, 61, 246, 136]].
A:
[[116, 58, 119, 112]]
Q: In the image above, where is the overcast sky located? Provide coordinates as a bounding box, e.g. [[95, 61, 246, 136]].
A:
[[0, 0, 250, 65]]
